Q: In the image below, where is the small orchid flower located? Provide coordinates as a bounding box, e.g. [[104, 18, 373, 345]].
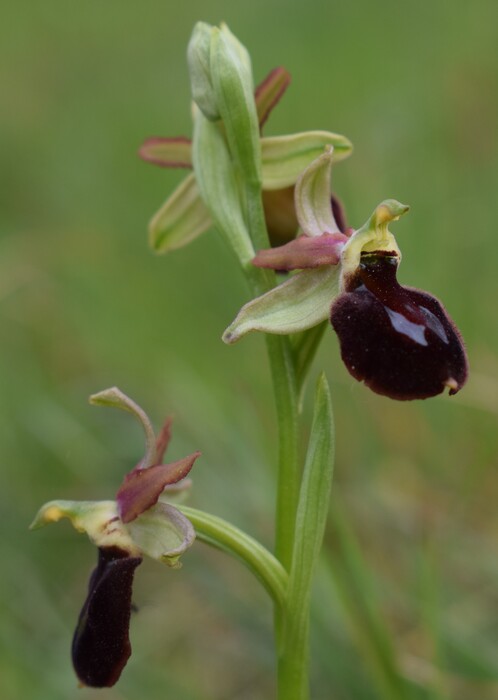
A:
[[31, 388, 200, 687], [139, 57, 352, 254], [223, 149, 468, 400]]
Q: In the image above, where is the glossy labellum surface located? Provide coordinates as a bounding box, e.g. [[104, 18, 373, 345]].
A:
[[72, 546, 142, 687], [331, 253, 468, 400]]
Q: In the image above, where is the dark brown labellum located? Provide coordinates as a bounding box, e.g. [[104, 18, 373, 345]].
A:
[[330, 253, 468, 400], [72, 546, 142, 687]]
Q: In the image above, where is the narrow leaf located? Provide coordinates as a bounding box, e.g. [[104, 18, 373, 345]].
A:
[[291, 373, 334, 579], [149, 172, 212, 254], [284, 374, 334, 695], [222, 266, 339, 344]]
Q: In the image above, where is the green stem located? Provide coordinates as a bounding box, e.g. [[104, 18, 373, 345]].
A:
[[179, 505, 288, 608], [244, 181, 301, 572], [243, 181, 306, 699], [266, 334, 300, 568]]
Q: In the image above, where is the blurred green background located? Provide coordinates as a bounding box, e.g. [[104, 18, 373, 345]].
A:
[[1, 1, 497, 698]]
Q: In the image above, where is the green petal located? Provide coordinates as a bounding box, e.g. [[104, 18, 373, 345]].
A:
[[149, 173, 212, 254], [127, 503, 195, 569], [261, 130, 353, 190], [295, 147, 341, 237], [222, 266, 339, 343], [30, 499, 139, 554]]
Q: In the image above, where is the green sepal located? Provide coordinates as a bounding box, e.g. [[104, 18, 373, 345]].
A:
[[222, 266, 339, 344], [193, 113, 255, 267], [90, 387, 157, 469], [127, 502, 195, 569], [149, 172, 212, 254], [261, 131, 352, 191], [210, 24, 261, 187], [30, 499, 140, 555]]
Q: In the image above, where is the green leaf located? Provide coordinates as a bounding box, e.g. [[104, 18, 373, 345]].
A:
[[282, 374, 334, 696], [222, 266, 339, 343], [291, 373, 334, 579], [149, 172, 212, 254], [261, 130, 353, 190]]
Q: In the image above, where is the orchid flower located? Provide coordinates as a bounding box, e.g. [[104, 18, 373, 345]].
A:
[[31, 388, 200, 687], [223, 149, 468, 400]]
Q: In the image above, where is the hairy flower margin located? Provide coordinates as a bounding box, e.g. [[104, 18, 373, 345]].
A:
[[223, 149, 468, 400], [30, 388, 200, 687]]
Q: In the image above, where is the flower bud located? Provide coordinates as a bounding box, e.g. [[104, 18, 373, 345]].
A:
[[330, 252, 468, 400], [210, 23, 261, 186], [187, 22, 220, 120]]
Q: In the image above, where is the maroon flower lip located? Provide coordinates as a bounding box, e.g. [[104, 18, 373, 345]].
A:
[[330, 252, 468, 400], [72, 547, 142, 688]]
